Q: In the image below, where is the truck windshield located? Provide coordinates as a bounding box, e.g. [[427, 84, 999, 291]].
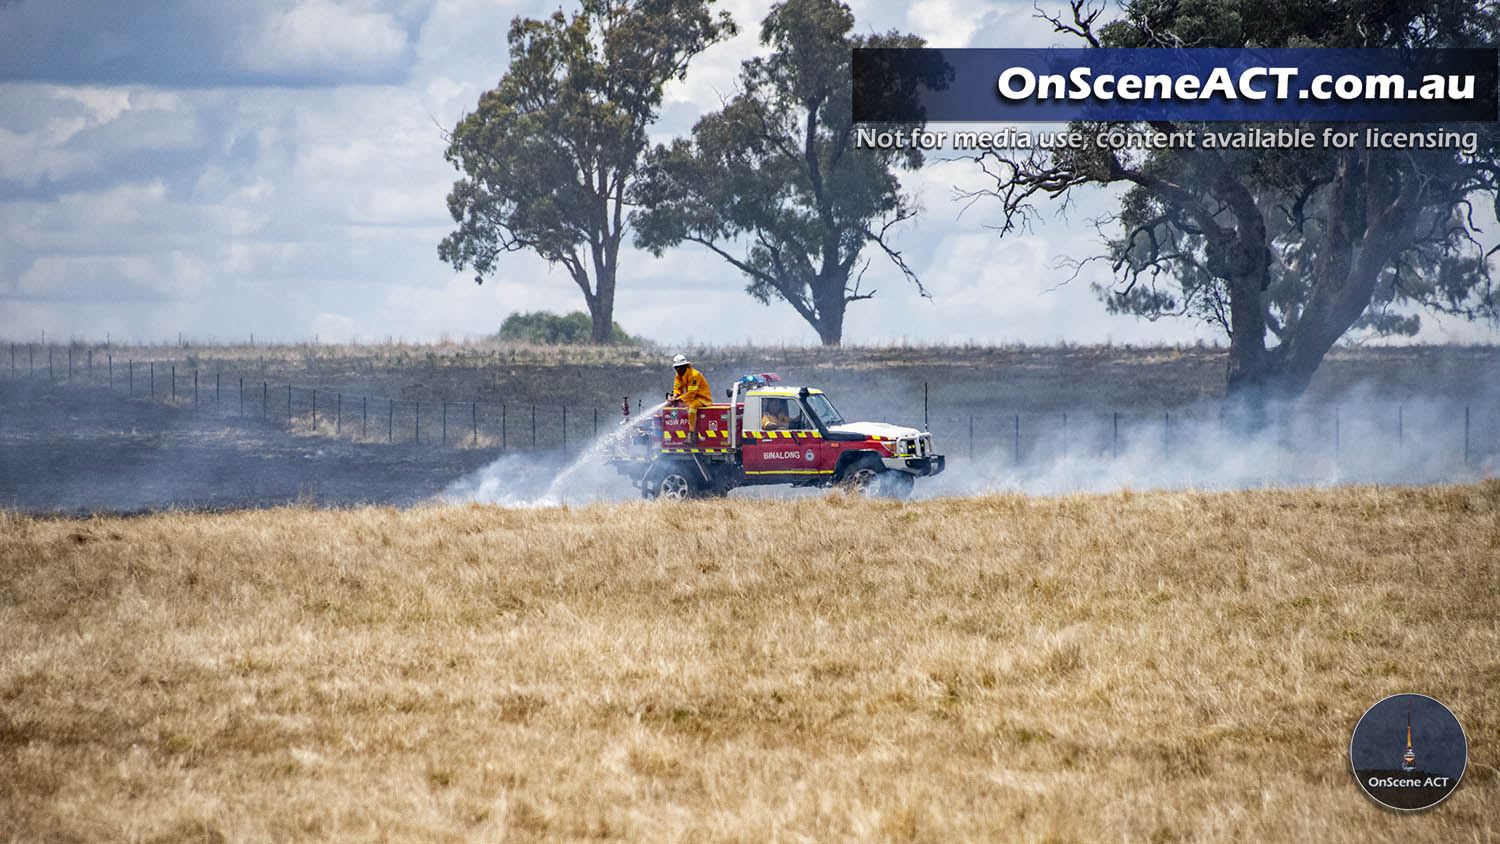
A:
[[804, 393, 845, 427]]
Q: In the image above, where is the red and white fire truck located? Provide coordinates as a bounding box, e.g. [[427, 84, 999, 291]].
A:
[[612, 375, 944, 499]]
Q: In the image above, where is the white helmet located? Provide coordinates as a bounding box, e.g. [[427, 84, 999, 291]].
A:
[[671, 353, 690, 367]]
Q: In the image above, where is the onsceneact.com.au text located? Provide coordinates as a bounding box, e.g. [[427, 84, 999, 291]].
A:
[[996, 66, 1477, 103]]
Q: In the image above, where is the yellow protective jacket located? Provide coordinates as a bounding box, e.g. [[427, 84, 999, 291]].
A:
[[762, 411, 790, 430], [672, 367, 713, 408]]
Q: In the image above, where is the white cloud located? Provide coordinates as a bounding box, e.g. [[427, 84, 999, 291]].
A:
[[0, 0, 1493, 352], [240, 1, 413, 80], [902, 0, 982, 47]]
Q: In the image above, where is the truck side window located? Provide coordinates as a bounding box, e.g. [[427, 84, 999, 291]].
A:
[[785, 404, 807, 430]]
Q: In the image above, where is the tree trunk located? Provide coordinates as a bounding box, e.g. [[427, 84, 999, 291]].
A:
[[1215, 214, 1275, 430], [1225, 150, 1422, 430], [588, 229, 620, 344], [811, 268, 847, 346], [1223, 267, 1273, 430], [814, 315, 843, 346], [589, 277, 616, 344]]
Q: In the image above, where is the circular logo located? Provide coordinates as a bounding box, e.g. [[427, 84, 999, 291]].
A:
[[804, 448, 815, 462], [1350, 693, 1466, 811]]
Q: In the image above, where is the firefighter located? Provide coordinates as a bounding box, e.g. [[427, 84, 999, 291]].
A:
[[668, 353, 711, 442], [762, 397, 791, 430]]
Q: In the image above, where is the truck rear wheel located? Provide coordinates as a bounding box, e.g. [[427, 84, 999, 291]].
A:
[[656, 470, 696, 500]]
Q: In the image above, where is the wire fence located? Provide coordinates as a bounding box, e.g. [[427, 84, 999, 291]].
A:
[[5, 343, 1498, 473], [912, 401, 1500, 483], [4, 344, 615, 452], [921, 406, 1499, 460]]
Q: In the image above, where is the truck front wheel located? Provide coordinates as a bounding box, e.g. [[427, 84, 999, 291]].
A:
[[838, 455, 914, 499], [838, 455, 884, 494]]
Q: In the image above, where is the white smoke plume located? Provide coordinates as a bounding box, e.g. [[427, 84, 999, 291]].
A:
[[442, 384, 1496, 506]]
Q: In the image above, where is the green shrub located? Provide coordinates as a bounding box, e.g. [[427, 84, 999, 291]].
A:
[[498, 311, 639, 345]]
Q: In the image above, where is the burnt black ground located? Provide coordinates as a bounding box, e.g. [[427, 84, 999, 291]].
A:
[[3, 344, 1496, 513], [0, 381, 527, 516]]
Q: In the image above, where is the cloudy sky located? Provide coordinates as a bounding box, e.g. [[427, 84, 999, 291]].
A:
[[1, 0, 1495, 348]]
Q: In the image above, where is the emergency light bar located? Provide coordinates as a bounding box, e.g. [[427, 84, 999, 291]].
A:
[[736, 372, 781, 386]]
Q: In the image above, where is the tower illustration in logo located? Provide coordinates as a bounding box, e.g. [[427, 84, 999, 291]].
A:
[[1401, 705, 1416, 772], [1351, 693, 1466, 811]]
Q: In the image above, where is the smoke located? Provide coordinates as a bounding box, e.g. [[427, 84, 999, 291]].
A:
[[8, 361, 1491, 516], [441, 401, 667, 507], [914, 384, 1498, 499], [443, 384, 1496, 506]]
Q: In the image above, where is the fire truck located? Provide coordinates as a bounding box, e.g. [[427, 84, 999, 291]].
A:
[[611, 374, 944, 499]]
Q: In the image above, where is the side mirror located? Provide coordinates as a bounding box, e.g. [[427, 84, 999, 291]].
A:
[[798, 387, 810, 399]]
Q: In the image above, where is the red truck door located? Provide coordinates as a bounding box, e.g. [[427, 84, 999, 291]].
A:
[[740, 393, 834, 481]]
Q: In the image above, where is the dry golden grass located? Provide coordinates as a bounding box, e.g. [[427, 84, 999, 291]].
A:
[[2, 483, 1497, 842]]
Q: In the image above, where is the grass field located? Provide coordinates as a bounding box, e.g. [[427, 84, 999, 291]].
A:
[[2, 483, 1498, 841]]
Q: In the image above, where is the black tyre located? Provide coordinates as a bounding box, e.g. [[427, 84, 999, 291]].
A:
[[838, 455, 914, 499], [838, 455, 885, 494], [656, 469, 697, 501]]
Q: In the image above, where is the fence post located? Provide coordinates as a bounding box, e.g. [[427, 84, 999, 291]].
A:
[[1113, 411, 1119, 459], [473, 402, 478, 446], [1397, 404, 1404, 456]]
